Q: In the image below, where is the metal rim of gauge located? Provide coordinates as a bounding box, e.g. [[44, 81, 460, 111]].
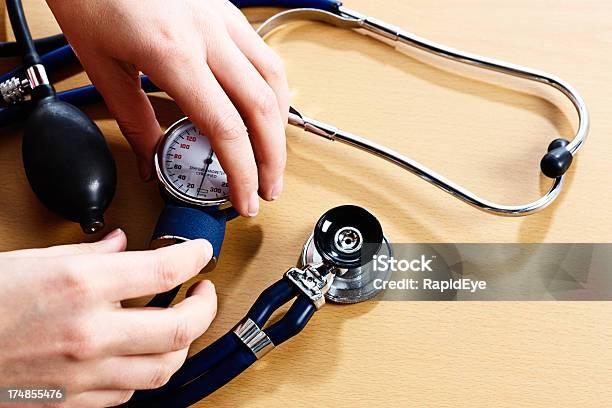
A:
[[154, 117, 231, 208]]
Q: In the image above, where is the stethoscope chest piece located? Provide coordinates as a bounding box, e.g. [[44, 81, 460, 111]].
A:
[[300, 205, 392, 303]]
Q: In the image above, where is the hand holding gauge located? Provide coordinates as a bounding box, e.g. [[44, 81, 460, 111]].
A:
[[43, 0, 290, 220]]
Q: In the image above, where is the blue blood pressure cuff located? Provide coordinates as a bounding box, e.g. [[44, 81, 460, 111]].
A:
[[152, 201, 237, 259]]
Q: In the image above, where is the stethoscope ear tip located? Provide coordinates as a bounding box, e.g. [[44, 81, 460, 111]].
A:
[[541, 138, 573, 179]]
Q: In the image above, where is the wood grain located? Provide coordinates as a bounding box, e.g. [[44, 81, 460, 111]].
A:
[[2, 1, 611, 406]]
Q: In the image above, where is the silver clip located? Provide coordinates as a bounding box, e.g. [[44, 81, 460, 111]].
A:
[[233, 318, 274, 359], [285, 264, 334, 309]]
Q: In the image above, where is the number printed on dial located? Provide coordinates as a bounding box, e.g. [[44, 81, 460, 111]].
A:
[[160, 121, 229, 203]]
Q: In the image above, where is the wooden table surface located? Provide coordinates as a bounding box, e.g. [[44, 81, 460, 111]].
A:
[[2, 1, 611, 407]]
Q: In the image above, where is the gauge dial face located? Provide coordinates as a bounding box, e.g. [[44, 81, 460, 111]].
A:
[[156, 118, 229, 206]]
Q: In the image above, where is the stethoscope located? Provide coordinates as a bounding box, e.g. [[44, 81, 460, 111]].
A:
[[0, 0, 590, 406], [1, 0, 589, 223]]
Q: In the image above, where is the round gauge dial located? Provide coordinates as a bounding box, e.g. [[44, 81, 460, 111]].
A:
[[155, 118, 229, 206]]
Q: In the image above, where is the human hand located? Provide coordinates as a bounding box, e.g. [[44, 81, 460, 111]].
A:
[[45, 0, 290, 217], [0, 229, 216, 407]]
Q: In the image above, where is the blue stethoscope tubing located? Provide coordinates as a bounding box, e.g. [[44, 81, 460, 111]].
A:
[[125, 280, 316, 407]]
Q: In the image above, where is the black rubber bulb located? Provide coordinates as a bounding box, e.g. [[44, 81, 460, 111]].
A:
[[540, 138, 573, 178], [313, 205, 384, 269], [22, 95, 116, 233]]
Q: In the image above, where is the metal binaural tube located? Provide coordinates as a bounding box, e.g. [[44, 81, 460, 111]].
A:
[[260, 7, 588, 216], [337, 6, 589, 156], [290, 109, 564, 216]]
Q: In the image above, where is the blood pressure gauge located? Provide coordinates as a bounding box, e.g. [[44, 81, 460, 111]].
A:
[[151, 117, 237, 262], [155, 117, 229, 207]]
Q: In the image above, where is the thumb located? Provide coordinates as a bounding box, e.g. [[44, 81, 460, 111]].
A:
[[0, 228, 128, 258], [78, 53, 162, 181]]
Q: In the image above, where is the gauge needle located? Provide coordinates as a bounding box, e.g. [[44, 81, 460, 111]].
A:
[[197, 149, 215, 195]]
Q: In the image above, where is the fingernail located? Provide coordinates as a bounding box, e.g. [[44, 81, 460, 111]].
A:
[[186, 280, 215, 297], [196, 239, 213, 256], [270, 177, 284, 201], [248, 191, 259, 217], [193, 239, 213, 266], [102, 228, 122, 241], [138, 159, 152, 182]]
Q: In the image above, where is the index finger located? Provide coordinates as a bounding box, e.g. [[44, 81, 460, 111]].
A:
[[77, 239, 212, 301]]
